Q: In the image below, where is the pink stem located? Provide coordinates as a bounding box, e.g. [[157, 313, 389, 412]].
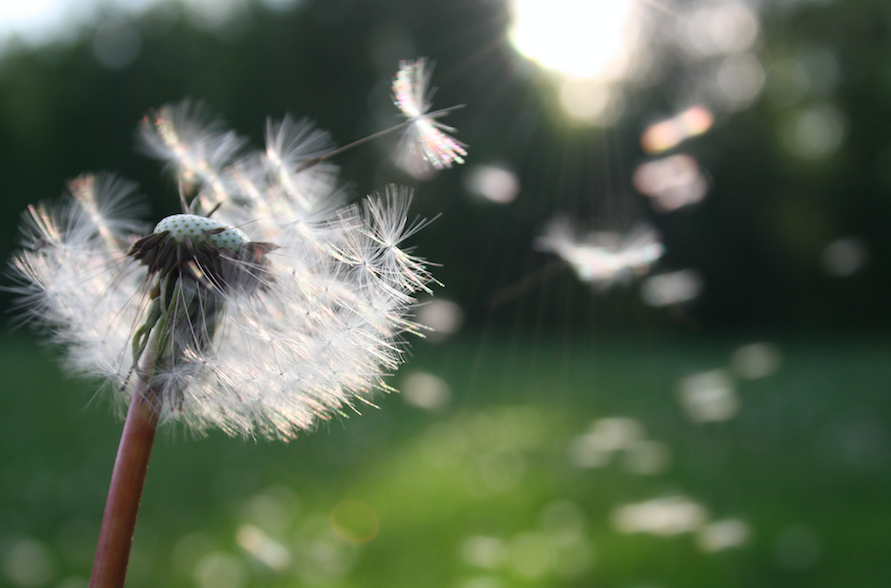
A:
[[89, 381, 160, 588]]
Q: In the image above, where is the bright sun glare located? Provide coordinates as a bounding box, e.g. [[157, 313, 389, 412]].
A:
[[509, 0, 638, 81]]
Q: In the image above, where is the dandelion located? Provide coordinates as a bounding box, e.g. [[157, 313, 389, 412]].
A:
[[13, 103, 434, 438], [535, 216, 664, 290], [9, 93, 457, 586], [392, 58, 468, 171]]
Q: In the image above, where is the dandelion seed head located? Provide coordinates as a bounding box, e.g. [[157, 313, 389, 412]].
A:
[[9, 96, 453, 440]]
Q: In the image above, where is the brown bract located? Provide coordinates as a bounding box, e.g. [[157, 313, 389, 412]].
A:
[[129, 230, 277, 295]]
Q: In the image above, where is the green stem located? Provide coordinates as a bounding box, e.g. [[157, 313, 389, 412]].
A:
[[89, 378, 160, 588]]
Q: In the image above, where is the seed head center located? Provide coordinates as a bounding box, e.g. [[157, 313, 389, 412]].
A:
[[154, 214, 248, 252]]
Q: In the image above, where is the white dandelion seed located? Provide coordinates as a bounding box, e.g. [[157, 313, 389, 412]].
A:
[[137, 99, 247, 209], [392, 58, 468, 171], [9, 100, 440, 440], [536, 216, 665, 290]]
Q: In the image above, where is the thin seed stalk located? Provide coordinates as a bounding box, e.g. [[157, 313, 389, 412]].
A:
[[89, 377, 160, 588]]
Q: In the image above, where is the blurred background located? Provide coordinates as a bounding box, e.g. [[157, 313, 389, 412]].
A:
[[1, 0, 889, 586]]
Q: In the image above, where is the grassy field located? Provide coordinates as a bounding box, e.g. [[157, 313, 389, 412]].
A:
[[1, 331, 889, 588]]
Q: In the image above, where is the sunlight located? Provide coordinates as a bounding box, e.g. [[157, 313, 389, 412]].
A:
[[509, 0, 638, 81]]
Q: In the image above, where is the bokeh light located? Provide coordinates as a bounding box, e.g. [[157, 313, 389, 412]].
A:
[[676, 369, 739, 423], [822, 237, 868, 277], [633, 154, 709, 212], [415, 299, 465, 342], [507, 531, 553, 579], [459, 499, 594, 581], [192, 552, 248, 588], [766, 47, 841, 107], [679, 2, 759, 57], [331, 500, 379, 544], [461, 536, 504, 569], [641, 106, 714, 155], [239, 487, 299, 535], [400, 371, 451, 411], [696, 519, 751, 552], [782, 104, 848, 160], [729, 343, 782, 380], [669, 0, 766, 113], [463, 164, 520, 204], [568, 417, 654, 469], [612, 496, 708, 536], [185, 0, 251, 33], [1, 538, 57, 587], [641, 269, 705, 306], [92, 21, 142, 70], [621, 440, 672, 476], [587, 417, 643, 451], [236, 525, 291, 570], [714, 53, 766, 110], [293, 514, 361, 582]]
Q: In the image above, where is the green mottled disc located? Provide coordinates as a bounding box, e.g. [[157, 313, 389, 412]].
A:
[[154, 214, 248, 251]]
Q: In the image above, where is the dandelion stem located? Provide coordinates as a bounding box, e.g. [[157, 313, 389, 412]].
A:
[[89, 378, 160, 588]]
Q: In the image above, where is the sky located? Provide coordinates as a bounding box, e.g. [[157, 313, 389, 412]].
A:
[[0, 0, 300, 48]]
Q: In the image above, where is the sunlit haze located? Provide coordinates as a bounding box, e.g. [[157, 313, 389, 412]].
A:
[[509, 0, 638, 81]]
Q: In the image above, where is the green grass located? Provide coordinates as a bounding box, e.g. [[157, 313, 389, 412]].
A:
[[1, 331, 889, 587]]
